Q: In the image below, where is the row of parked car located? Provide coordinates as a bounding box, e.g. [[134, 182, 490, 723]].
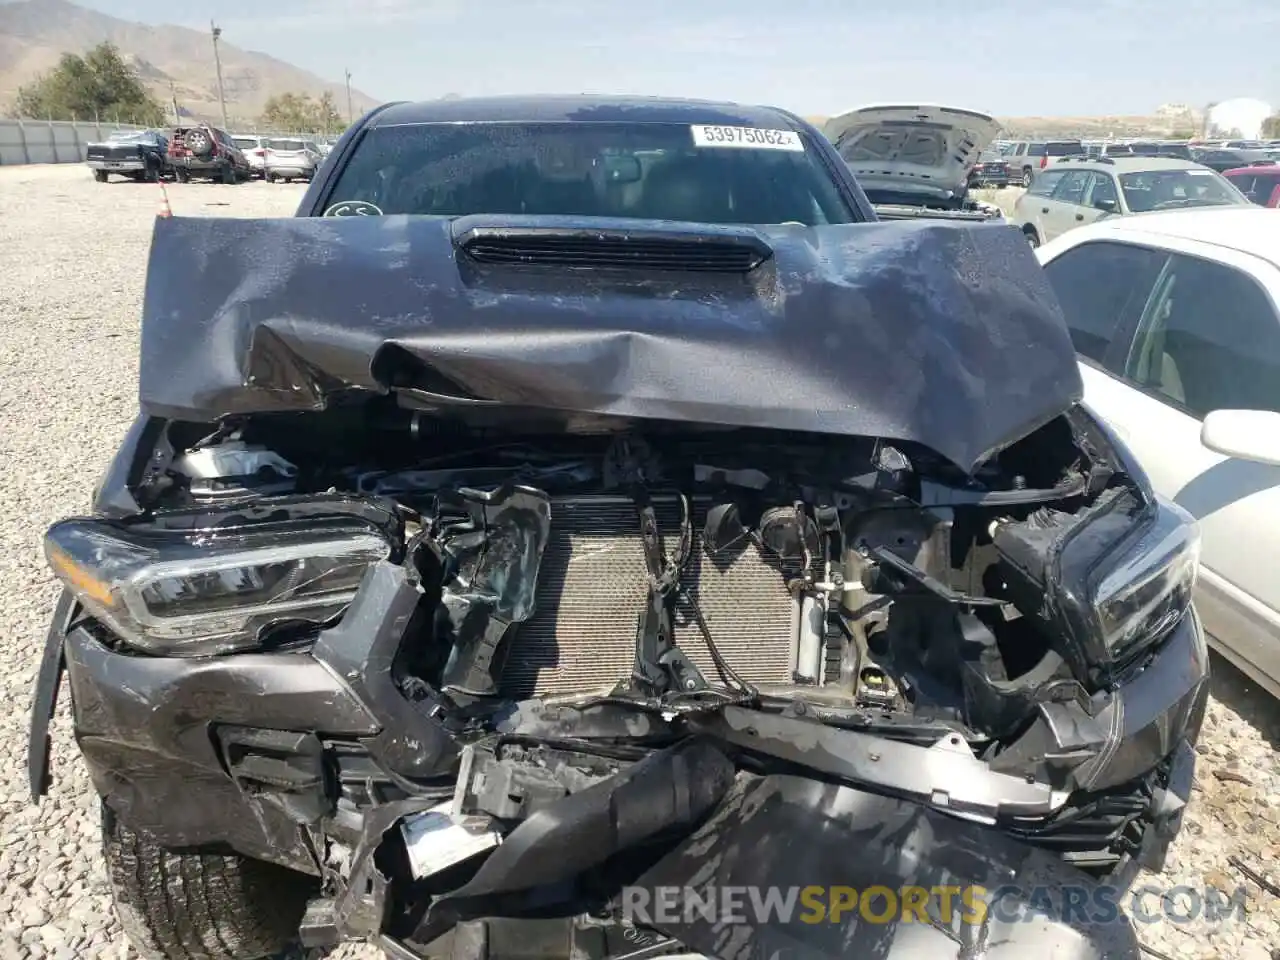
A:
[[967, 137, 1280, 192], [84, 123, 336, 184]]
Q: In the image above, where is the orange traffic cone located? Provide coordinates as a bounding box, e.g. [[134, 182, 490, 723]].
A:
[[157, 181, 173, 219]]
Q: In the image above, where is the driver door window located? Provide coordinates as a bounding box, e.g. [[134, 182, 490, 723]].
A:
[[1052, 171, 1091, 206], [1085, 173, 1119, 211], [1123, 253, 1280, 418]]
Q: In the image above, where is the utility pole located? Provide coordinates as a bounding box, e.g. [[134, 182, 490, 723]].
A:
[[344, 68, 354, 125], [211, 21, 229, 130], [169, 80, 180, 126]]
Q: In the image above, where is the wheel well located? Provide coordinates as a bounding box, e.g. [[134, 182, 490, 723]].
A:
[[1021, 223, 1040, 239]]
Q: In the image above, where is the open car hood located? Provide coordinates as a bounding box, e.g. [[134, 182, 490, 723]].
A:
[[137, 214, 1081, 474], [825, 104, 1003, 199]]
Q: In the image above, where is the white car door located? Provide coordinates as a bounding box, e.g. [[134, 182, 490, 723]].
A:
[[1042, 236, 1280, 697]]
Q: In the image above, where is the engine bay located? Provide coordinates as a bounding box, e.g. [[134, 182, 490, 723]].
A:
[[157, 400, 1125, 748]]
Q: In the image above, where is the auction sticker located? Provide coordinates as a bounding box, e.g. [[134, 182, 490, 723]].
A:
[[691, 125, 804, 152]]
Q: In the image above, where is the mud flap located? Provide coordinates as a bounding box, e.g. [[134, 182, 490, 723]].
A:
[[28, 589, 75, 801]]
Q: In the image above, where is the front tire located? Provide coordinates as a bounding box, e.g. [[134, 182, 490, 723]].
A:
[[102, 803, 314, 960], [1021, 167, 1034, 188], [1023, 226, 1041, 248]]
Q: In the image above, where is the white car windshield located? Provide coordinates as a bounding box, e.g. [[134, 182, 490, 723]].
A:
[[1119, 169, 1247, 212]]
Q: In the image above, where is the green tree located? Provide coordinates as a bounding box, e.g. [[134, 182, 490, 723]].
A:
[[12, 43, 164, 124], [260, 92, 343, 133], [1263, 115, 1280, 139]]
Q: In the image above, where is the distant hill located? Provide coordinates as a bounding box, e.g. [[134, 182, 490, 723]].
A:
[[0, 0, 380, 126]]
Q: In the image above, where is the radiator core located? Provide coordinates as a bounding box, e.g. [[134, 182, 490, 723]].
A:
[[496, 495, 806, 699]]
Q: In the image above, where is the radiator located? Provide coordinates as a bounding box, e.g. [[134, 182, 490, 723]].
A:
[[497, 494, 808, 699]]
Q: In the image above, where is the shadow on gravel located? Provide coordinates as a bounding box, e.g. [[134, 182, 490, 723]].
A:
[[1208, 651, 1280, 752]]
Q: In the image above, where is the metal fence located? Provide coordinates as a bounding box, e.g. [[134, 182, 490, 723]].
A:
[[0, 118, 148, 166], [0, 117, 340, 166]]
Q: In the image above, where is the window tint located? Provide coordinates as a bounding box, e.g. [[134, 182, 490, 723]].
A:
[[1043, 241, 1167, 363], [1053, 171, 1092, 205], [1028, 143, 1048, 157], [323, 122, 857, 225], [1124, 255, 1280, 418], [1027, 169, 1067, 197], [1046, 141, 1085, 157]]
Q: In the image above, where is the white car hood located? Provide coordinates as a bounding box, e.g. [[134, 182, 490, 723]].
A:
[[824, 104, 1002, 197]]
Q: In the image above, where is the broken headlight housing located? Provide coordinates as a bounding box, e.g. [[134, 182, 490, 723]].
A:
[[44, 504, 395, 656], [996, 492, 1200, 683]]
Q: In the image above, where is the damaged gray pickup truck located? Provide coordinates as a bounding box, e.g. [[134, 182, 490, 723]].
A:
[[28, 97, 1208, 960]]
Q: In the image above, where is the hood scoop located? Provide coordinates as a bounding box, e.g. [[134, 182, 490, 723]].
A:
[[454, 222, 772, 273]]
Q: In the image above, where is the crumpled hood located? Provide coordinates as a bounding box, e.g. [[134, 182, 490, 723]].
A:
[[825, 104, 1003, 198], [138, 213, 1081, 473]]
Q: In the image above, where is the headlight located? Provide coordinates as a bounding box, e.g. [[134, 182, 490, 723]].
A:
[[1054, 494, 1200, 677], [994, 491, 1200, 683], [45, 506, 395, 656], [1089, 500, 1200, 663]]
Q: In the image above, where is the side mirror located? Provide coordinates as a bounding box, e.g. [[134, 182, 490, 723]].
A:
[[1200, 409, 1280, 466], [1094, 197, 1118, 212]]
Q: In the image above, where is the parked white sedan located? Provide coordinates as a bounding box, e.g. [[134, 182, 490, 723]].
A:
[[1037, 206, 1280, 698]]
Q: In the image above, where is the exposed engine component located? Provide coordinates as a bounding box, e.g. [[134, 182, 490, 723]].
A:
[[163, 418, 1087, 743]]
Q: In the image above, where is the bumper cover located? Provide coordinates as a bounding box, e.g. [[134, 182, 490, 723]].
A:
[[87, 159, 147, 171], [31, 559, 1205, 952], [628, 773, 1143, 960], [171, 156, 229, 172]]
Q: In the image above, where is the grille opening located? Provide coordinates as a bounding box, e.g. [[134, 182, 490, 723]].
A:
[[458, 229, 772, 273], [495, 494, 815, 699]]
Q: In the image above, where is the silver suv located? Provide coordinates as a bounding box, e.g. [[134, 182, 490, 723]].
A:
[[1012, 156, 1251, 247], [1004, 139, 1085, 187]]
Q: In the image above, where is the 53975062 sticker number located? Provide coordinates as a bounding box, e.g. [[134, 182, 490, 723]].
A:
[[690, 125, 804, 152]]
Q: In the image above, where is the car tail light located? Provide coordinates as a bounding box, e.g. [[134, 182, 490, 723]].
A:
[[1269, 184, 1280, 208], [254, 149, 266, 157], [1040, 155, 1048, 169]]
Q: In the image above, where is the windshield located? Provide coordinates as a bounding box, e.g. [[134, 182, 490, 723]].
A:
[[321, 121, 856, 225], [1120, 168, 1247, 212], [108, 131, 150, 142]]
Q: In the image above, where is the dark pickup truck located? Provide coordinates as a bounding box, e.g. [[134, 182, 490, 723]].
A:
[[84, 129, 169, 183]]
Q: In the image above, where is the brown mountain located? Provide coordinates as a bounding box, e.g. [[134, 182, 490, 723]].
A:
[[0, 0, 380, 125]]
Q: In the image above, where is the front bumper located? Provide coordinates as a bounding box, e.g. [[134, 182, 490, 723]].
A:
[[30, 556, 1208, 953]]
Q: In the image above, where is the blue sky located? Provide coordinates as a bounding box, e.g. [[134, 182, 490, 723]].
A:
[[82, 0, 1279, 116]]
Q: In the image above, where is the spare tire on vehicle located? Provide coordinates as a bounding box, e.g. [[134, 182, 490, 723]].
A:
[[184, 128, 213, 158]]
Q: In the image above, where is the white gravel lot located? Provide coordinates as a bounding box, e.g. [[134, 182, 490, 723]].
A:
[[0, 164, 1277, 960]]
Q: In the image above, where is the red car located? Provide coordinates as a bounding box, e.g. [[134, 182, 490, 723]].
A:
[[1223, 164, 1280, 207]]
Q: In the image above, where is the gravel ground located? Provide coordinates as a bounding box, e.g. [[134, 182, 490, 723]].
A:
[[0, 164, 1277, 960]]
